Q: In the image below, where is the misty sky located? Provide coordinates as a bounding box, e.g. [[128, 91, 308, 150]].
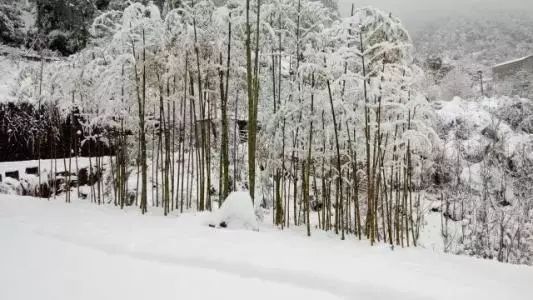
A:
[[337, 0, 533, 28]]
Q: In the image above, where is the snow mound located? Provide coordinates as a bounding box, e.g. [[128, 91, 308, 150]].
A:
[[0, 177, 18, 195], [209, 191, 258, 230]]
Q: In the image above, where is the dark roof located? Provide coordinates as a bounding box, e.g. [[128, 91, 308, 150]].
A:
[[493, 55, 533, 69]]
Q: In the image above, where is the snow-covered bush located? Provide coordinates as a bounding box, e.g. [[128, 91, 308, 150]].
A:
[[18, 174, 40, 196], [0, 177, 18, 195], [209, 191, 259, 230], [90, 10, 123, 43], [494, 97, 533, 131], [433, 96, 533, 265], [0, 174, 47, 197]]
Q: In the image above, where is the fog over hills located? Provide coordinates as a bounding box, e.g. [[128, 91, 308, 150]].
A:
[[337, 0, 533, 29]]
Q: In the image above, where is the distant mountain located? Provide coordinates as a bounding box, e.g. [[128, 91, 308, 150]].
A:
[[412, 10, 533, 72]]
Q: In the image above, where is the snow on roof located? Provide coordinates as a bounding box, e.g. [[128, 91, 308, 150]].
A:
[[493, 55, 533, 69]]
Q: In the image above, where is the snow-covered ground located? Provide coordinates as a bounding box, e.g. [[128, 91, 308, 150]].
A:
[[1, 195, 532, 300]]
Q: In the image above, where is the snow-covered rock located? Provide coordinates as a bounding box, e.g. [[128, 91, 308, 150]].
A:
[[209, 191, 258, 230]]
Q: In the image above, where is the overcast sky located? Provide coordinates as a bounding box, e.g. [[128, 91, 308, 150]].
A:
[[337, 0, 533, 28]]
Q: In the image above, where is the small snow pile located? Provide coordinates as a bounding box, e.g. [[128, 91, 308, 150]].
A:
[[0, 177, 18, 195], [209, 191, 258, 230]]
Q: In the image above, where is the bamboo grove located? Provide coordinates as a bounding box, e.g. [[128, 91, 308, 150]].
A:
[[12, 1, 440, 248]]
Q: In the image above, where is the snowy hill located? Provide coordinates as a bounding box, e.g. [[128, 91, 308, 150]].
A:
[[1, 194, 532, 300], [413, 10, 533, 70]]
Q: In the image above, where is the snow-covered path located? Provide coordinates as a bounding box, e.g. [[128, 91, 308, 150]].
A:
[[1, 195, 532, 300]]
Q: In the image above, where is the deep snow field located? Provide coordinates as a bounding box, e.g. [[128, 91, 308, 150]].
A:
[[1, 195, 532, 300]]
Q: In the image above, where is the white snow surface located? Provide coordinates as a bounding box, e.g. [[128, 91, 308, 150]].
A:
[[1, 195, 532, 300], [208, 191, 259, 230]]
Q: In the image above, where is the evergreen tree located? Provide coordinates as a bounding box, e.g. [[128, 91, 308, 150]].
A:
[[0, 0, 25, 46], [34, 0, 96, 55]]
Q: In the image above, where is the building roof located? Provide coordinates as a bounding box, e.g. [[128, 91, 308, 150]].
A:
[[493, 55, 533, 69]]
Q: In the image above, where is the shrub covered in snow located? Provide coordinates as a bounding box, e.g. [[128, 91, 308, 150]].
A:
[[0, 177, 18, 195], [209, 191, 258, 231], [432, 96, 533, 265]]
